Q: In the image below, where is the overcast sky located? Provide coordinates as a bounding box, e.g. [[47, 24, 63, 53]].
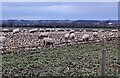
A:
[[1, 0, 120, 2], [2, 2, 118, 20]]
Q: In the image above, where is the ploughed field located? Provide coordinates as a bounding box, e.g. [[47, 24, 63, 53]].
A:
[[2, 39, 119, 77]]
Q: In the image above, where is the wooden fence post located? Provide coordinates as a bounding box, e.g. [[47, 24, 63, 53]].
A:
[[101, 49, 106, 76]]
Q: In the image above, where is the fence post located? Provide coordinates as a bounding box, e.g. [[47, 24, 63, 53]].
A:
[[101, 49, 106, 77]]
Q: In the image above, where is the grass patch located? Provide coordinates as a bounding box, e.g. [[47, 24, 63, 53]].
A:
[[2, 39, 119, 76]]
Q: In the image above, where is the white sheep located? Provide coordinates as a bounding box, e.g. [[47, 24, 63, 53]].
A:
[[108, 32, 116, 40], [111, 29, 118, 32], [92, 29, 98, 32], [69, 33, 75, 40], [22, 29, 27, 33], [43, 37, 54, 47], [29, 28, 38, 33], [69, 33, 76, 45], [39, 33, 49, 39], [92, 32, 99, 38], [70, 30, 75, 33], [64, 32, 76, 45], [103, 32, 115, 41], [64, 33, 70, 40], [56, 28, 65, 32], [64, 30, 75, 40], [45, 28, 51, 32], [82, 34, 90, 41], [13, 28, 20, 34], [99, 29, 104, 32], [3, 28, 10, 32], [39, 28, 44, 32]]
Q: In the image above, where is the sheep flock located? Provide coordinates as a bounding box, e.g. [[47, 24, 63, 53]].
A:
[[0, 28, 119, 54]]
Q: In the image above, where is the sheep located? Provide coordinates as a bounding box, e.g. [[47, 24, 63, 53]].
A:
[[92, 29, 98, 32], [64, 32, 76, 40], [69, 33, 76, 45], [13, 28, 20, 34], [64, 31, 76, 45], [108, 32, 116, 40], [43, 37, 54, 48], [29, 28, 38, 33], [92, 32, 99, 38], [39, 28, 44, 32], [70, 30, 75, 33], [69, 33, 75, 40], [22, 29, 27, 33], [64, 33, 70, 40], [99, 29, 104, 32], [102, 32, 115, 41], [2, 28, 10, 32], [38, 33, 49, 39], [82, 34, 90, 42], [45, 28, 50, 32], [90, 32, 101, 42], [64, 33, 70, 45], [51, 28, 55, 32], [56, 28, 65, 32], [65, 29, 71, 32], [111, 29, 118, 32]]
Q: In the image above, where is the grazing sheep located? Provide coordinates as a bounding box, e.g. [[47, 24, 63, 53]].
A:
[[70, 30, 75, 33], [56, 28, 65, 32], [99, 29, 104, 32], [111, 29, 118, 32], [2, 28, 10, 32], [64, 30, 75, 40], [29, 28, 38, 33], [69, 33, 75, 40], [22, 29, 27, 33], [82, 34, 90, 41], [13, 28, 20, 34], [65, 29, 71, 32], [69, 33, 76, 45], [92, 32, 99, 38], [64, 31, 76, 45], [64, 33, 70, 45], [43, 38, 54, 47], [45, 28, 51, 32], [38, 33, 49, 39], [92, 29, 98, 32], [102, 32, 115, 41], [51, 28, 56, 32], [64, 33, 70, 40], [39, 28, 44, 32], [108, 32, 116, 40]]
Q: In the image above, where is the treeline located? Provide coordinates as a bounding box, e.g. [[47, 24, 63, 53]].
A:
[[1, 20, 120, 28]]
